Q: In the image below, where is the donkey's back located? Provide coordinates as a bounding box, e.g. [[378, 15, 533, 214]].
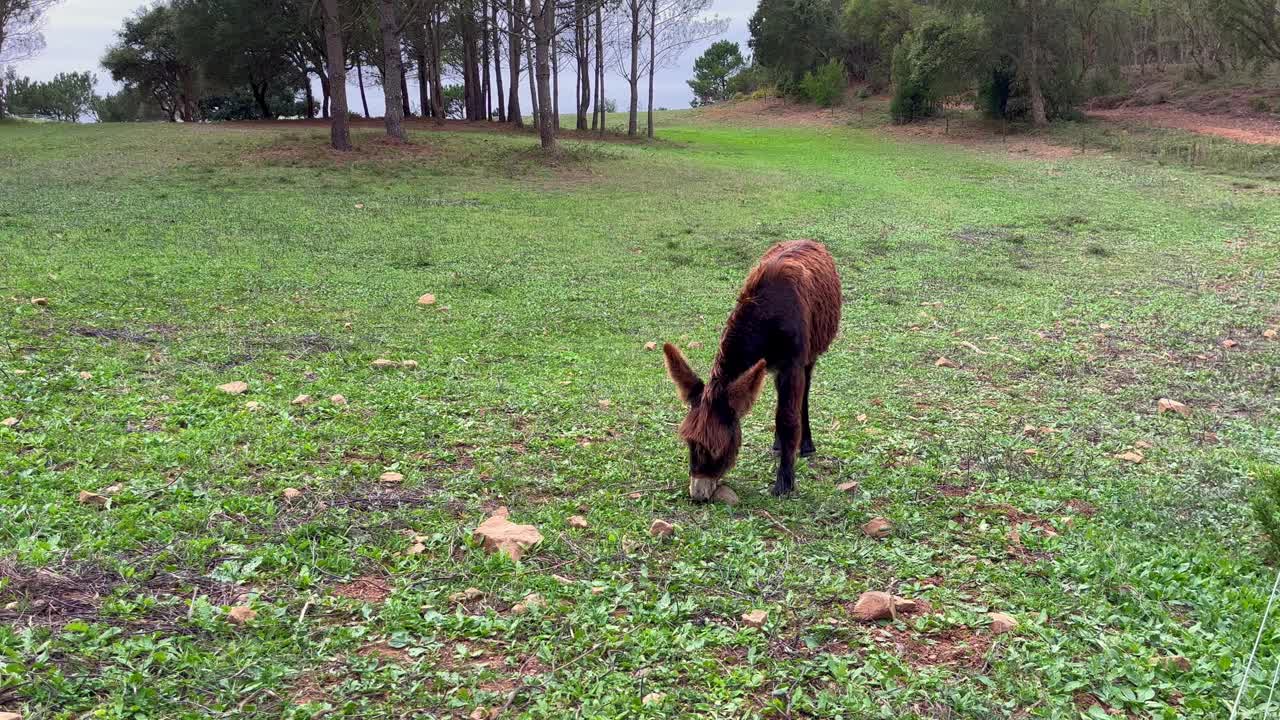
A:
[[737, 240, 841, 366]]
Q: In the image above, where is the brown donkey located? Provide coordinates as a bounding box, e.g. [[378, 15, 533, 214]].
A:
[[664, 240, 842, 500]]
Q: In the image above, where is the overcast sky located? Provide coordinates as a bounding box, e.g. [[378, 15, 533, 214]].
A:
[[14, 0, 757, 116]]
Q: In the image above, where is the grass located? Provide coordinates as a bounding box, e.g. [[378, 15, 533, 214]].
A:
[[1, 114, 1279, 719]]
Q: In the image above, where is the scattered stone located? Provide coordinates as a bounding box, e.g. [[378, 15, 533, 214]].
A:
[[856, 413, 868, 422], [1157, 655, 1192, 672], [400, 360, 419, 369], [1157, 398, 1190, 417], [102, 483, 123, 495], [282, 487, 303, 503], [371, 358, 399, 369], [1135, 440, 1153, 449], [643, 341, 657, 351], [642, 692, 667, 706], [227, 606, 256, 625], [649, 519, 674, 538], [0, 417, 17, 428], [1115, 450, 1144, 464], [473, 508, 543, 561], [77, 490, 109, 507], [450, 588, 484, 604], [627, 492, 644, 500], [1023, 448, 1039, 457], [934, 356, 959, 369], [590, 586, 606, 595], [1265, 329, 1277, 340], [405, 542, 426, 556], [1222, 339, 1239, 349], [552, 574, 574, 585], [217, 381, 249, 395], [330, 394, 347, 405], [78, 371, 92, 380], [988, 612, 1018, 634], [851, 591, 895, 621], [836, 481, 859, 493], [417, 293, 437, 306], [30, 297, 48, 306], [379, 471, 404, 484], [567, 515, 590, 529], [469, 707, 490, 720], [861, 517, 893, 539], [688, 341, 704, 350], [741, 609, 768, 628], [892, 597, 921, 613], [291, 394, 313, 406], [244, 401, 263, 412], [354, 203, 365, 209], [598, 399, 612, 409], [511, 593, 545, 615], [711, 484, 739, 506], [0, 711, 20, 720]]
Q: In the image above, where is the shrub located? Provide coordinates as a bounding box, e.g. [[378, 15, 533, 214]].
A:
[[1252, 465, 1280, 563], [1249, 96, 1273, 114], [800, 60, 846, 107]]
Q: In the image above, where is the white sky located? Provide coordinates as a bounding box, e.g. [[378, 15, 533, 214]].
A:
[[14, 0, 756, 116]]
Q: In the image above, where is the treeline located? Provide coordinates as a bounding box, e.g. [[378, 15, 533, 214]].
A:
[[733, 0, 1280, 124], [88, 0, 723, 151]]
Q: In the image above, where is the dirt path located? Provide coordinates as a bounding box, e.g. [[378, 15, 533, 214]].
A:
[[1088, 107, 1280, 145]]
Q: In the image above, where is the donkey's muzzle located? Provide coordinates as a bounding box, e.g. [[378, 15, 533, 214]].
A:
[[689, 475, 718, 503]]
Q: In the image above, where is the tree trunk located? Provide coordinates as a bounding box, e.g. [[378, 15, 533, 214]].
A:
[[595, 6, 604, 134], [400, 61, 412, 117], [532, 0, 556, 149], [508, 0, 523, 127], [322, 0, 352, 150], [356, 59, 371, 118], [320, 71, 331, 118], [252, 79, 274, 119], [493, 1, 505, 121], [305, 75, 316, 119], [430, 10, 445, 121], [646, 0, 655, 139], [576, 0, 589, 131], [379, 0, 406, 139], [527, 38, 539, 127], [1022, 0, 1047, 127], [552, 30, 560, 129], [417, 48, 430, 116], [481, 0, 492, 119], [627, 0, 640, 136]]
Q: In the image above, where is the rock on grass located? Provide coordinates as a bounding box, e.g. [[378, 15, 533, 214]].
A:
[[379, 471, 404, 484], [741, 609, 768, 628], [567, 515, 590, 529], [217, 381, 249, 395], [711, 484, 739, 506], [989, 612, 1018, 634], [227, 606, 256, 624], [1157, 398, 1190, 416], [78, 490, 109, 507], [649, 519, 674, 538], [473, 508, 543, 561], [861, 517, 892, 538]]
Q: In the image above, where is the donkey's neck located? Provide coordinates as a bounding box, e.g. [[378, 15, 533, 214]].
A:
[[708, 302, 767, 389]]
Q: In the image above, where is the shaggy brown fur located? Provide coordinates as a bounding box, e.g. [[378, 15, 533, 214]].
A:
[[665, 240, 842, 499]]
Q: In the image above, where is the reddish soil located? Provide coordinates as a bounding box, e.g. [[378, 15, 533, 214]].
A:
[[875, 625, 993, 669], [331, 574, 391, 603], [699, 97, 843, 127], [1088, 106, 1280, 145]]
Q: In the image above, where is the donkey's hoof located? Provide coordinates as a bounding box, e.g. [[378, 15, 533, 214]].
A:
[[799, 444, 817, 458]]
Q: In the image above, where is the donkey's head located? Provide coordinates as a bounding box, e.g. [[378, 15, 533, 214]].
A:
[[663, 343, 767, 501]]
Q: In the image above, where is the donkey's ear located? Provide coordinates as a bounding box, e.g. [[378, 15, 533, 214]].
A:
[[663, 343, 704, 404], [727, 359, 768, 416]]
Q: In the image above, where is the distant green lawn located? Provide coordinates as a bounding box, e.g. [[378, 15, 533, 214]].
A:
[[1, 114, 1278, 719]]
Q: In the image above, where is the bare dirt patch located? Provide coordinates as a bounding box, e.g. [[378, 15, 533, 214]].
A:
[[875, 625, 994, 669], [881, 117, 1080, 160], [698, 97, 844, 128], [1088, 107, 1280, 145], [331, 574, 392, 603]]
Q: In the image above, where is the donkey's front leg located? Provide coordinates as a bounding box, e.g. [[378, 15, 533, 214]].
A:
[[771, 366, 805, 496]]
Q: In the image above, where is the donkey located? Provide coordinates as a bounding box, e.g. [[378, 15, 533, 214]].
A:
[[663, 240, 842, 500]]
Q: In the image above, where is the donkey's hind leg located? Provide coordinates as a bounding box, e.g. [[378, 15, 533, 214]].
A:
[[800, 363, 816, 457]]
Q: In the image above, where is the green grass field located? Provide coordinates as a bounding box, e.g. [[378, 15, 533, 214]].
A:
[[2, 114, 1279, 719]]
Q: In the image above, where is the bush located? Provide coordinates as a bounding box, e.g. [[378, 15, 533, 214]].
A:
[[1250, 96, 1274, 114], [1252, 465, 1280, 563], [800, 60, 846, 107], [890, 13, 984, 124]]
